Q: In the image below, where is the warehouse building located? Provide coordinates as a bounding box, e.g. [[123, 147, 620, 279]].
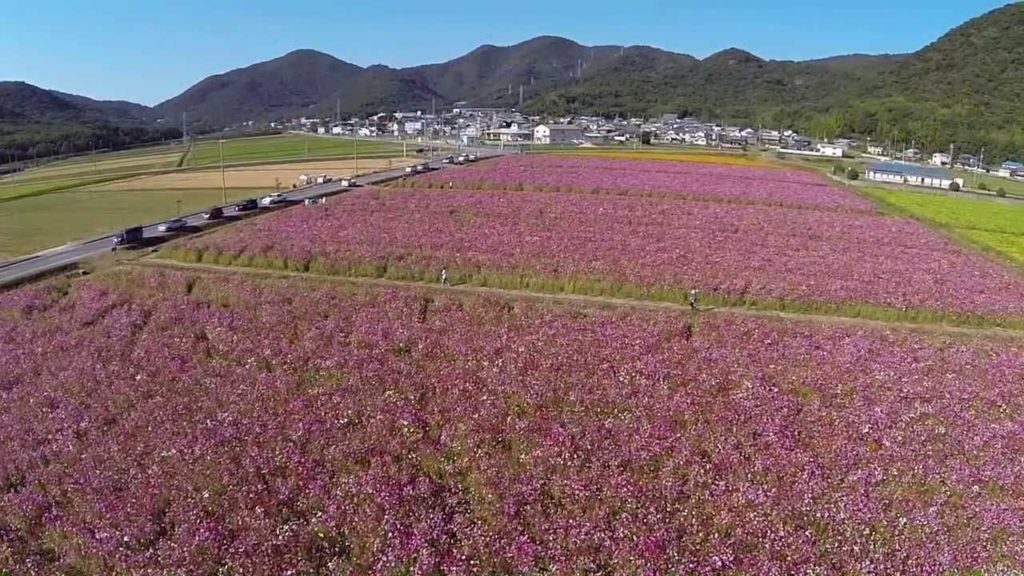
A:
[[866, 162, 964, 190]]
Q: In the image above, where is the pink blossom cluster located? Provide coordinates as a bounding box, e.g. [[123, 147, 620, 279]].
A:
[[2, 269, 1023, 573], [184, 188, 1024, 317], [415, 155, 875, 211]]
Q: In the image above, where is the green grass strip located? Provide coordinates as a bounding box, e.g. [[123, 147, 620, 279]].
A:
[[161, 247, 1024, 331]]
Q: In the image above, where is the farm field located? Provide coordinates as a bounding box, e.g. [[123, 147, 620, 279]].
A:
[[0, 148, 182, 202], [0, 188, 254, 258], [91, 158, 417, 191], [410, 155, 874, 211], [543, 146, 776, 167], [185, 134, 406, 167], [864, 187, 1024, 263], [0, 134, 415, 259], [0, 146, 185, 202], [2, 267, 1024, 573], [954, 169, 1024, 195], [171, 184, 1024, 323]]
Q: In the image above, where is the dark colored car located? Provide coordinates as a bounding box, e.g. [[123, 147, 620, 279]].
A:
[[235, 199, 258, 212], [112, 226, 144, 247], [202, 206, 224, 220]]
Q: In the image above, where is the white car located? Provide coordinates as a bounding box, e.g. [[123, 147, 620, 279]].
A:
[[157, 218, 187, 233], [259, 193, 288, 207], [340, 177, 357, 187], [467, 153, 478, 162], [405, 166, 416, 174]]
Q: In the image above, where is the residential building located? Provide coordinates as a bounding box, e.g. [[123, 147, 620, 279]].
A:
[[534, 124, 583, 145], [817, 143, 845, 157], [866, 162, 964, 190], [867, 144, 887, 156], [930, 152, 951, 167], [955, 154, 979, 169], [998, 161, 1024, 178]]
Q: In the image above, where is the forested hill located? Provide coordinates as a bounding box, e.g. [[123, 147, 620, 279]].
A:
[[0, 82, 179, 161], [3, 3, 1024, 162], [528, 3, 1024, 159]]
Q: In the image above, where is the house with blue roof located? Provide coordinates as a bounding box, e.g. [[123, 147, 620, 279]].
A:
[[866, 162, 965, 190], [998, 161, 1024, 178]]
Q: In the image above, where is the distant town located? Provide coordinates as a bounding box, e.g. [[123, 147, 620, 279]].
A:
[[246, 106, 1023, 192]]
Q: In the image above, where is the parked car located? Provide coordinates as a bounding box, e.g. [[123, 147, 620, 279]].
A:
[[157, 218, 187, 233], [405, 165, 416, 174], [457, 154, 469, 164], [235, 198, 258, 212], [113, 226, 144, 247], [202, 206, 224, 220], [441, 155, 455, 164], [340, 177, 357, 187], [467, 153, 478, 162], [259, 193, 288, 207]]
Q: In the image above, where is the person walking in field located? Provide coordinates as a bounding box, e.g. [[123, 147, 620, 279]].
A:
[[441, 268, 450, 287], [688, 288, 699, 311]]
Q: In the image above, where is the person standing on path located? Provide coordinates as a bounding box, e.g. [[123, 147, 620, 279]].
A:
[[441, 268, 450, 287], [688, 288, 699, 311]]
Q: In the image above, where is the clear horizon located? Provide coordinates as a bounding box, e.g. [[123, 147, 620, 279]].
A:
[[0, 0, 1011, 106]]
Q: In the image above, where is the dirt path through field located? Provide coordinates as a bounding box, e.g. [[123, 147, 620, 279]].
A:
[[130, 259, 1024, 339]]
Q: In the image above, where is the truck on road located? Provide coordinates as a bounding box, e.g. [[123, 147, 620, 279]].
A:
[[113, 226, 144, 247]]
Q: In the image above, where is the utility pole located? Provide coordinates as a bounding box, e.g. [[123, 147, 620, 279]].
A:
[[353, 136, 358, 177], [519, 85, 524, 108], [977, 147, 985, 187], [305, 133, 309, 159], [219, 139, 227, 205], [182, 112, 188, 146]]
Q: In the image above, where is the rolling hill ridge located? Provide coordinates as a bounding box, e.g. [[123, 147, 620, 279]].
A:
[[2, 2, 1023, 162]]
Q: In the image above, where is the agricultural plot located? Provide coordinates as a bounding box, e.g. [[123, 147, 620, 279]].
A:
[[91, 158, 416, 191], [170, 187, 1024, 322], [0, 146, 184, 202], [410, 155, 874, 211], [865, 187, 1024, 264], [543, 147, 775, 167], [186, 134, 406, 167], [0, 188, 254, 258], [2, 268, 1023, 574]]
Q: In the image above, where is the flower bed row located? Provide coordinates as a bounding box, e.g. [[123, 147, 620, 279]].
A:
[[2, 268, 1023, 573], [170, 188, 1024, 320], [411, 154, 874, 212]]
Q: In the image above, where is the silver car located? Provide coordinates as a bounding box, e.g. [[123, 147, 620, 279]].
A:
[[157, 218, 187, 233]]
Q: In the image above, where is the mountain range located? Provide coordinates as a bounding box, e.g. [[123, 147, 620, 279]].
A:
[[2, 2, 1023, 161]]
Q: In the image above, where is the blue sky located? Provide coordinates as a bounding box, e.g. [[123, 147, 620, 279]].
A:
[[0, 0, 1009, 105]]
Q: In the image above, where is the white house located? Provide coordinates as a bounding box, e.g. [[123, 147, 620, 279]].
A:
[[485, 128, 532, 142], [534, 124, 583, 145], [930, 153, 951, 167], [867, 162, 964, 190], [817, 143, 845, 157], [867, 144, 887, 156]]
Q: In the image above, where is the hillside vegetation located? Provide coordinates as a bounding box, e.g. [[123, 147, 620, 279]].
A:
[[2, 4, 1024, 162]]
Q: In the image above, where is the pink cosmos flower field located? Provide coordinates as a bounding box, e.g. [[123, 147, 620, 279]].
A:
[[1, 269, 1022, 574], [180, 187, 1024, 318], [414, 154, 876, 212]]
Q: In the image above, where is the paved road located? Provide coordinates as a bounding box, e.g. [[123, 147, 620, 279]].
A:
[[0, 150, 506, 287]]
